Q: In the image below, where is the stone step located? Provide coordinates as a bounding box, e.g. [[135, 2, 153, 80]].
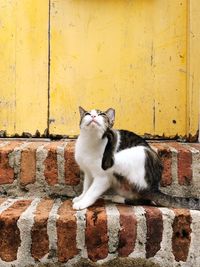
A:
[[0, 140, 199, 198], [0, 197, 200, 267]]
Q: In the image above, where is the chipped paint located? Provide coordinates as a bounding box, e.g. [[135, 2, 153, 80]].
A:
[[0, 0, 48, 136], [49, 0, 199, 139], [0, 0, 199, 140]]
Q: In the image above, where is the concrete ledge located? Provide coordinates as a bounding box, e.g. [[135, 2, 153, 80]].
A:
[[0, 197, 200, 267], [0, 140, 200, 197]]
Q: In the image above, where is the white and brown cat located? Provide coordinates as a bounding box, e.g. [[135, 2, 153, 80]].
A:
[[73, 107, 200, 210]]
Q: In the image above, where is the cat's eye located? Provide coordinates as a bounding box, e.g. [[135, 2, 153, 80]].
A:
[[99, 112, 106, 116], [84, 112, 91, 116]]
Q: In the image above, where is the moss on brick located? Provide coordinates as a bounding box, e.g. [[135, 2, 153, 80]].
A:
[[27, 258, 161, 267], [73, 258, 161, 267]]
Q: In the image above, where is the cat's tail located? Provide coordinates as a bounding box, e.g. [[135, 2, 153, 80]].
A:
[[106, 192, 200, 210], [146, 190, 200, 210]]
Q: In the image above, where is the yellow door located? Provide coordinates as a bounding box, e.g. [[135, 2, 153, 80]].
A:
[[49, 0, 199, 140], [0, 0, 199, 140]]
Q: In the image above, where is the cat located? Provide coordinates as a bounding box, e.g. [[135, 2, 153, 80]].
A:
[[72, 106, 200, 210]]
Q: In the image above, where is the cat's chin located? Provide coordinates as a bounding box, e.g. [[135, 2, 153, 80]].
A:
[[88, 122, 99, 128], [87, 120, 101, 127], [81, 125, 106, 139], [85, 122, 104, 132]]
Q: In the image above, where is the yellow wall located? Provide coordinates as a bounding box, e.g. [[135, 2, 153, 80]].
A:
[[0, 0, 199, 139]]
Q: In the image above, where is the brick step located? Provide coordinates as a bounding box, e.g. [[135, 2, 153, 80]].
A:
[[0, 140, 200, 198], [0, 197, 200, 267]]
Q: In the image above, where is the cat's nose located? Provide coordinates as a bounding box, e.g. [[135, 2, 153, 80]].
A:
[[91, 115, 96, 118]]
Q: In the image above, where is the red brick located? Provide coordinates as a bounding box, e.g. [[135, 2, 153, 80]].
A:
[[44, 142, 61, 185], [20, 142, 43, 186], [31, 199, 54, 260], [152, 143, 172, 186], [117, 205, 137, 256], [0, 200, 32, 262], [171, 143, 192, 185], [57, 200, 78, 262], [189, 143, 200, 151], [144, 206, 163, 258], [85, 200, 108, 261], [64, 142, 80, 185], [172, 209, 191, 262], [0, 142, 23, 185]]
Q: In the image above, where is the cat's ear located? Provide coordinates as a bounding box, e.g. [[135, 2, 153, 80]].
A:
[[105, 108, 115, 127], [79, 106, 87, 118]]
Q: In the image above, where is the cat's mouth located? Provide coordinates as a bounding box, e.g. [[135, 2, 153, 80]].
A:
[[87, 120, 101, 127]]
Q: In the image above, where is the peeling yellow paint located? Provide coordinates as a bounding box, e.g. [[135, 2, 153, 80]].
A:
[[0, 0, 199, 139], [186, 0, 200, 139], [0, 0, 49, 136], [50, 0, 194, 138]]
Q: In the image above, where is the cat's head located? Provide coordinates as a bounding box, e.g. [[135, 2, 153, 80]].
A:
[[78, 106, 115, 134]]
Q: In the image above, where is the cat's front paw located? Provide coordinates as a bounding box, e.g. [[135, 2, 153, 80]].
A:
[[73, 202, 88, 210], [72, 196, 82, 204]]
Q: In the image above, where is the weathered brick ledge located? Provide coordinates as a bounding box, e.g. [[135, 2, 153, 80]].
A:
[[0, 197, 200, 267], [0, 140, 199, 198]]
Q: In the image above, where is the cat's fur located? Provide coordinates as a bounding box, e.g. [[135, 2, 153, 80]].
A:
[[73, 107, 200, 210]]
